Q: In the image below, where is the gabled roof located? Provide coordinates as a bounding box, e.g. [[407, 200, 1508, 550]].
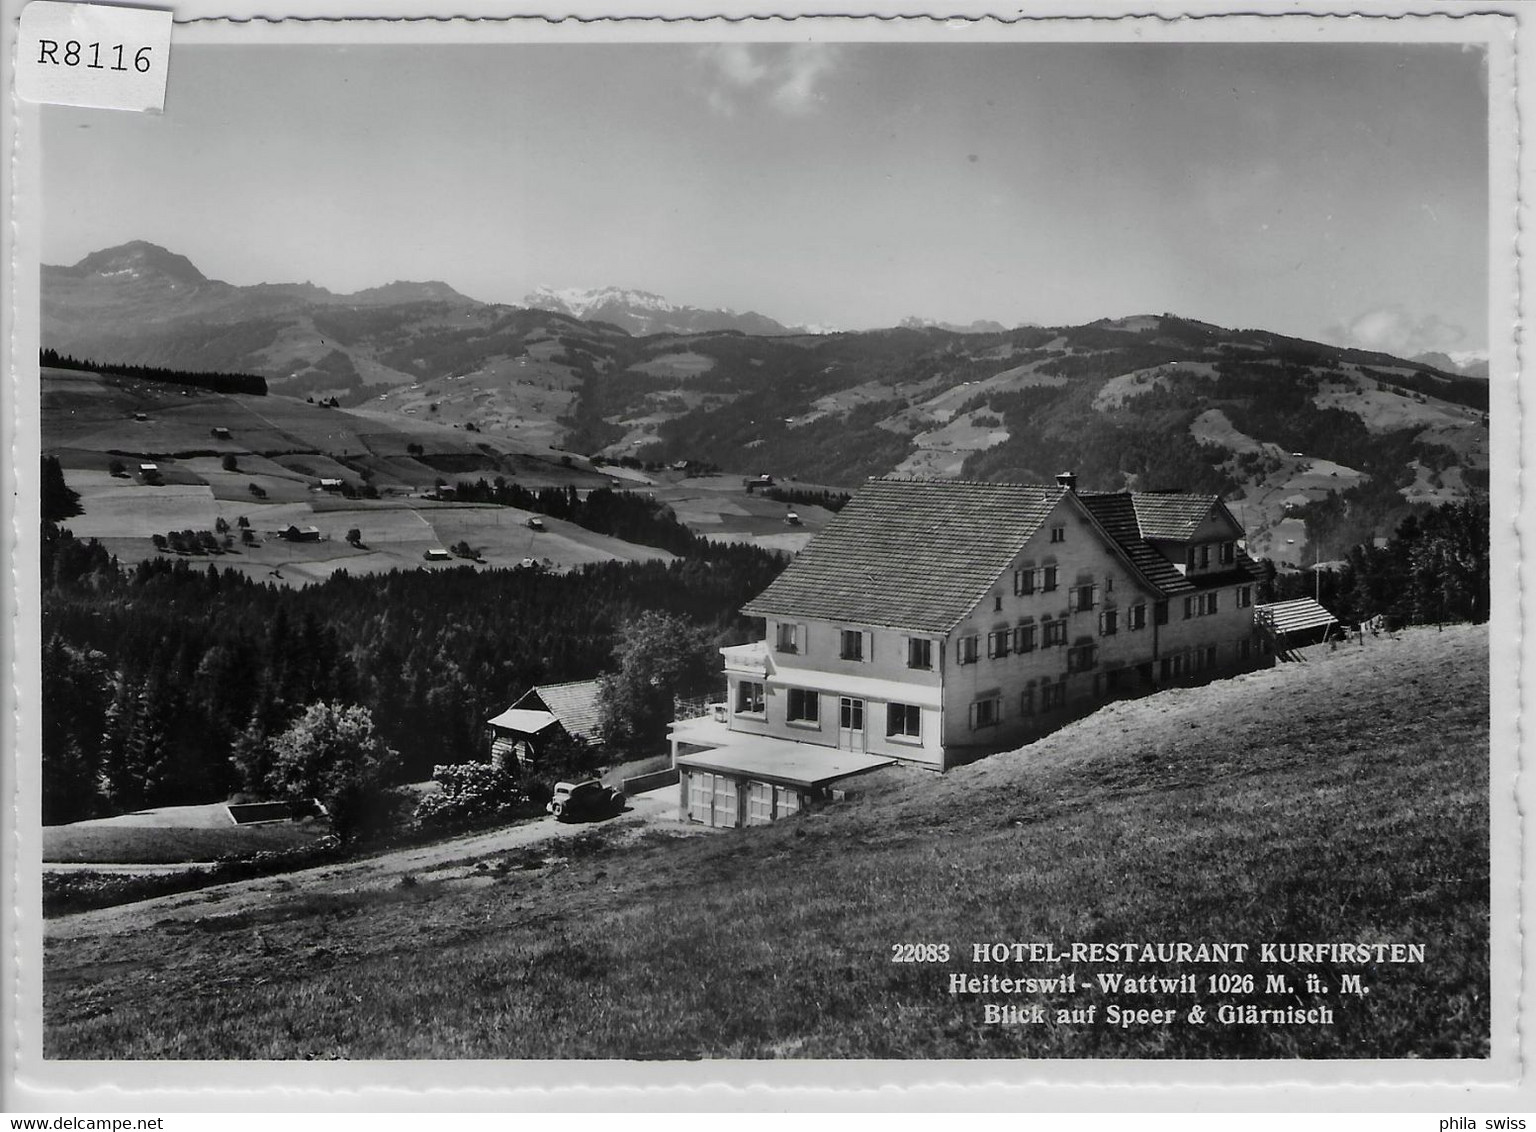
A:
[[1080, 490, 1264, 596], [1076, 492, 1194, 596], [1127, 492, 1227, 541], [741, 477, 1067, 633], [532, 679, 604, 741]]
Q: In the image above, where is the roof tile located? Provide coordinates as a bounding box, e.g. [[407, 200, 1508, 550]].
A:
[[742, 477, 1065, 633], [1077, 492, 1195, 595], [533, 679, 604, 741], [1128, 492, 1221, 541]]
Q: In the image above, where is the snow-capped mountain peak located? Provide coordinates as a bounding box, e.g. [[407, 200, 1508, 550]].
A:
[[523, 285, 799, 337], [526, 285, 682, 319]]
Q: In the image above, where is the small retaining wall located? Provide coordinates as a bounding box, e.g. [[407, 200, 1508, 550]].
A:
[[623, 767, 681, 795]]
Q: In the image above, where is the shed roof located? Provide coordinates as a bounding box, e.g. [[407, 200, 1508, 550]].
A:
[[741, 477, 1066, 633], [1256, 597, 1340, 635], [485, 708, 560, 735]]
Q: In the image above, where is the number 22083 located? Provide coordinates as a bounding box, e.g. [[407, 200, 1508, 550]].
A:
[[891, 943, 950, 962]]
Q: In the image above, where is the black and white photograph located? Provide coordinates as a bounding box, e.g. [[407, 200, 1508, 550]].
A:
[[1, 0, 1524, 1110]]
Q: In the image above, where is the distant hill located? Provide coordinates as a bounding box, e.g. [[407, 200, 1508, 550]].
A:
[[899, 314, 1014, 334], [43, 245, 1490, 563], [1413, 350, 1489, 379], [523, 285, 801, 337]]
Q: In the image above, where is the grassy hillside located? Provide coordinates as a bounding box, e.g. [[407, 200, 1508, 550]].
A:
[[46, 624, 1488, 1059], [41, 366, 686, 583]]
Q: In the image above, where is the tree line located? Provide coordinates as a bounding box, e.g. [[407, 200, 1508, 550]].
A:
[[1266, 498, 1489, 629], [41, 519, 783, 825], [41, 348, 268, 396], [444, 479, 709, 556]]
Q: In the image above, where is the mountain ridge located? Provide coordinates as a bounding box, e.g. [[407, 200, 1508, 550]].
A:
[[41, 242, 1490, 567], [523, 283, 805, 337]]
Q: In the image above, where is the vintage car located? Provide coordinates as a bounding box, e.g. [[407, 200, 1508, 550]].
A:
[[526, 516, 546, 531], [547, 780, 626, 823]]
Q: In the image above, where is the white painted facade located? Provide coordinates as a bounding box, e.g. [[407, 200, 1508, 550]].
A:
[[708, 490, 1266, 771]]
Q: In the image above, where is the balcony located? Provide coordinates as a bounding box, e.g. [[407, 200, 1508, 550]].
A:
[[721, 639, 771, 676]]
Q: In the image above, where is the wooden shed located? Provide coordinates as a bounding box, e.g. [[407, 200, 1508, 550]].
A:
[[486, 680, 604, 769], [1254, 597, 1341, 652]]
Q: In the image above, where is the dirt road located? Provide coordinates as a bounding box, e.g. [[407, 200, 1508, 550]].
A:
[[46, 785, 689, 942]]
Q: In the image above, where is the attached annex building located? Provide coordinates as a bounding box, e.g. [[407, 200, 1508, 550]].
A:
[[670, 473, 1269, 820]]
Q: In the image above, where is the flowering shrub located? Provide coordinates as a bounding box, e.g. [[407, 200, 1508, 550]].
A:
[[413, 762, 525, 831]]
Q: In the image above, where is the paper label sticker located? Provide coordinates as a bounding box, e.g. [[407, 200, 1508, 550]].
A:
[[16, 1, 172, 113]]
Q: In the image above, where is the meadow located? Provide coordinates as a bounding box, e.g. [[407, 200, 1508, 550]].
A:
[[45, 624, 1489, 1060]]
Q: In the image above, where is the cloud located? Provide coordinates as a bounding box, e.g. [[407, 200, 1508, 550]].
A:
[[1325, 304, 1468, 358], [698, 43, 844, 115]]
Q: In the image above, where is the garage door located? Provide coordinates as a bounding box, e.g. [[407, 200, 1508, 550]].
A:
[[746, 780, 803, 825], [745, 781, 774, 825], [684, 770, 741, 828]]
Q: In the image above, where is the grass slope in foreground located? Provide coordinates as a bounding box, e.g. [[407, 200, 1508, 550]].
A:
[[46, 625, 1488, 1059]]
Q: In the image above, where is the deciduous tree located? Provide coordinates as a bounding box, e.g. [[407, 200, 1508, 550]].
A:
[[267, 702, 399, 844], [597, 612, 716, 759]]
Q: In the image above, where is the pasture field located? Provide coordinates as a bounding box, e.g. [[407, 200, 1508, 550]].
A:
[[424, 507, 677, 568], [44, 625, 1488, 1060], [627, 351, 717, 379], [44, 822, 328, 865], [61, 481, 218, 538], [1315, 378, 1484, 435], [893, 446, 969, 479], [270, 453, 362, 483], [651, 478, 837, 547], [45, 368, 667, 582]]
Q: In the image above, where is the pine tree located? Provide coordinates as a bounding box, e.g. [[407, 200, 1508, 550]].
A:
[[41, 456, 82, 524]]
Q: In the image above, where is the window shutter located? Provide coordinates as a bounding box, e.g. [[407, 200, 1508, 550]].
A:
[[864, 630, 874, 662], [1091, 584, 1100, 609], [968, 702, 979, 730]]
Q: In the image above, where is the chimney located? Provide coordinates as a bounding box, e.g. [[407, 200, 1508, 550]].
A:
[[1055, 471, 1078, 493]]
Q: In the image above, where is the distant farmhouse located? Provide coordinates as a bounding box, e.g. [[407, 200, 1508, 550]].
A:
[[486, 680, 604, 770], [670, 474, 1271, 826]]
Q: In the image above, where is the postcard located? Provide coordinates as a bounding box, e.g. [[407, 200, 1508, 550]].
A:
[[1, 0, 1525, 1112]]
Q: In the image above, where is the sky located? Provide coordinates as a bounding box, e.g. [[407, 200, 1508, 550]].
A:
[[42, 40, 1490, 352]]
